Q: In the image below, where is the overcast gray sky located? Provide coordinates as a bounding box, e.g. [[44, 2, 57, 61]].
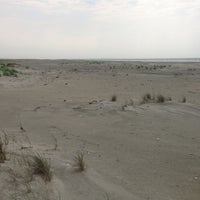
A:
[[0, 0, 200, 59]]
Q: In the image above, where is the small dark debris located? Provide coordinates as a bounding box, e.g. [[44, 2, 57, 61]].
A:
[[89, 100, 98, 104], [33, 106, 41, 111], [20, 125, 26, 132]]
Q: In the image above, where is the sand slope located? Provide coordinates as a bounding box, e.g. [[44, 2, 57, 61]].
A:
[[0, 60, 200, 200]]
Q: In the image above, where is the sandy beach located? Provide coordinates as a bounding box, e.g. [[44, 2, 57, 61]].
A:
[[0, 60, 200, 200]]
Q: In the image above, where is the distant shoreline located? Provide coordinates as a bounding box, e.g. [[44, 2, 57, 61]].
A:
[[1, 58, 200, 62], [90, 58, 200, 62]]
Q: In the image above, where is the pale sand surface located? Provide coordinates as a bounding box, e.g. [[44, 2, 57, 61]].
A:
[[0, 60, 200, 200]]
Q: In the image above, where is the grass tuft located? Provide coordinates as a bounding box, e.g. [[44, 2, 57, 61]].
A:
[[111, 94, 117, 102], [32, 154, 52, 182], [156, 94, 165, 103], [165, 96, 172, 101], [0, 137, 6, 163], [141, 93, 171, 104], [73, 152, 86, 172], [141, 93, 154, 104], [142, 93, 152, 103], [181, 96, 186, 103]]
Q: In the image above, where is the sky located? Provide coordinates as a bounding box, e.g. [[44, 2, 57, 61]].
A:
[[0, 0, 200, 59]]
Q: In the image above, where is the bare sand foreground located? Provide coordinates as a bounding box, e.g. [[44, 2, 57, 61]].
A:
[[0, 60, 200, 200]]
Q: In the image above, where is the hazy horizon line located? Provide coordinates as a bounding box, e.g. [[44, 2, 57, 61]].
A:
[[1, 57, 200, 61]]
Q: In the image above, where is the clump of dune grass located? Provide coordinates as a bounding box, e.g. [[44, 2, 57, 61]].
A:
[[32, 154, 52, 182], [165, 96, 172, 101], [73, 152, 86, 172], [141, 93, 154, 104], [0, 132, 9, 163], [181, 96, 186, 103], [1, 129, 9, 145], [156, 94, 165, 103], [143, 93, 152, 102], [0, 137, 6, 163], [141, 93, 171, 104], [111, 94, 117, 102]]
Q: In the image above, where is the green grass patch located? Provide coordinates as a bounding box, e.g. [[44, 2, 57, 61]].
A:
[[0, 65, 19, 77]]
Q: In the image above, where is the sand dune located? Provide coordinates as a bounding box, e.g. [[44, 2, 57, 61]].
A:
[[0, 60, 200, 200]]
